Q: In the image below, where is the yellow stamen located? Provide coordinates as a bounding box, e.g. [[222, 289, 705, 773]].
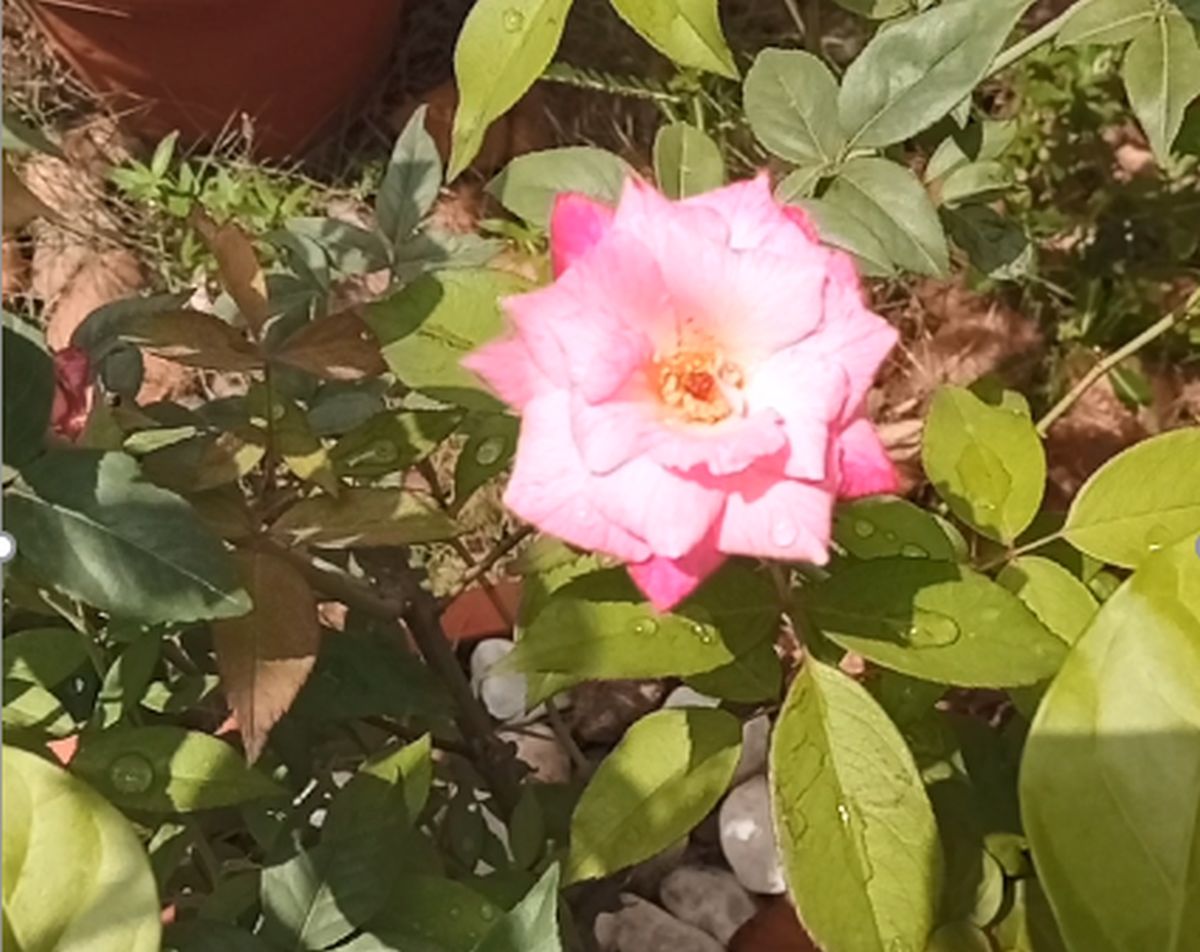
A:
[[655, 349, 744, 424]]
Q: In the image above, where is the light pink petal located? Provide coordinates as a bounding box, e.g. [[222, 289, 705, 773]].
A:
[[591, 456, 727, 560], [683, 172, 821, 249], [717, 463, 834, 563], [745, 355, 848, 481], [800, 251, 899, 417], [504, 391, 651, 563], [462, 336, 551, 409], [570, 385, 787, 477], [836, 417, 899, 498], [549, 193, 615, 277], [627, 530, 726, 612], [612, 177, 730, 253]]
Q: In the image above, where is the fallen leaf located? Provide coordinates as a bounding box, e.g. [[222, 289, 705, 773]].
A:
[[3, 159, 55, 232], [2, 235, 30, 299], [190, 209, 270, 337], [212, 550, 320, 762], [43, 248, 143, 350], [270, 308, 386, 381]]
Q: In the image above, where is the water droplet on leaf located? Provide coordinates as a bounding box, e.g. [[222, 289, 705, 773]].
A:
[[853, 519, 876, 538], [371, 440, 399, 463], [907, 609, 961, 648], [631, 617, 658, 636], [474, 436, 506, 466], [1146, 523, 1173, 553], [502, 8, 526, 31], [899, 543, 927, 558], [837, 803, 851, 824], [109, 753, 155, 794]]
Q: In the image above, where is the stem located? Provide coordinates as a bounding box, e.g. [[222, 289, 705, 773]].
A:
[[439, 526, 532, 609], [780, 0, 806, 40], [986, 0, 1101, 79], [977, 530, 1063, 572], [1036, 295, 1199, 436], [803, 0, 822, 56]]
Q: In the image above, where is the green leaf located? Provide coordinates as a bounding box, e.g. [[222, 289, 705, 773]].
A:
[[2, 627, 88, 687], [744, 49, 845, 164], [474, 863, 562, 952], [1063, 427, 1200, 567], [285, 218, 391, 275], [342, 876, 500, 951], [997, 556, 1098, 646], [793, 196, 897, 277], [1122, 11, 1200, 163], [830, 0, 911, 18], [566, 707, 742, 882], [3, 744, 161, 952], [927, 922, 990, 951], [775, 161, 827, 203], [163, 921, 275, 952], [4, 450, 250, 622], [924, 120, 1018, 183], [449, 0, 574, 180], [377, 105, 443, 246], [991, 878, 1067, 952], [3, 679, 76, 737], [833, 496, 965, 562], [808, 559, 1066, 687], [922, 386, 1046, 543], [454, 413, 519, 510], [937, 160, 1013, 206], [942, 205, 1034, 281], [653, 122, 725, 198], [487, 147, 630, 228], [824, 157, 949, 276], [3, 316, 55, 466], [270, 488, 458, 548], [366, 268, 532, 409], [770, 659, 942, 952], [1058, 0, 1158, 47], [71, 726, 284, 812], [1020, 537, 1200, 952], [511, 565, 779, 693], [838, 0, 1035, 148], [331, 410, 463, 478], [608, 0, 737, 77], [259, 847, 355, 951], [3, 110, 63, 156]]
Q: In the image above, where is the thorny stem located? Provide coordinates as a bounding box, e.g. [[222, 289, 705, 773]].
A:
[[264, 541, 523, 816], [1036, 292, 1200, 436], [986, 0, 1102, 78]]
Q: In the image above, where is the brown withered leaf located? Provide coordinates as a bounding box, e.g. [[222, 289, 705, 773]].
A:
[[270, 309, 386, 381], [190, 209, 270, 337], [213, 549, 320, 762], [730, 897, 818, 952], [121, 309, 263, 371], [3, 160, 55, 232]]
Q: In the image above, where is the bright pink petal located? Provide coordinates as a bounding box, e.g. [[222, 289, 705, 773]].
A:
[[550, 193, 615, 277], [462, 336, 551, 409], [717, 463, 834, 563], [592, 456, 727, 560], [504, 392, 651, 563], [836, 417, 899, 498], [627, 531, 726, 612]]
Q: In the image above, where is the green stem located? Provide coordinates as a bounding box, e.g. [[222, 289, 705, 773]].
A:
[[986, 0, 1101, 78], [780, 0, 806, 39], [977, 530, 1063, 572], [1036, 294, 1200, 436]]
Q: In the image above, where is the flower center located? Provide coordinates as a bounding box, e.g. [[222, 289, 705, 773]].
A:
[[655, 349, 744, 424]]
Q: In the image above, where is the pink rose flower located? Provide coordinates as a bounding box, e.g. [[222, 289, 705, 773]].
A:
[[51, 345, 93, 441], [465, 175, 898, 611]]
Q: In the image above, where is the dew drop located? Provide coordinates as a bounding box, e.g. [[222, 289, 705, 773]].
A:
[[884, 530, 898, 542], [899, 543, 927, 558], [109, 753, 155, 794], [474, 436, 506, 466], [631, 617, 659, 637], [853, 519, 876, 538], [269, 401, 288, 422], [1146, 523, 1173, 553], [449, 905, 463, 920], [837, 803, 851, 825], [502, 7, 526, 31], [771, 519, 798, 547], [371, 440, 399, 463], [907, 609, 961, 648], [480, 906, 496, 922]]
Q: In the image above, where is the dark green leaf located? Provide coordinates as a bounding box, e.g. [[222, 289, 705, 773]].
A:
[[839, 0, 1035, 148], [270, 488, 458, 548], [833, 496, 965, 561], [744, 49, 845, 164], [260, 847, 355, 951], [3, 316, 54, 466], [163, 921, 274, 952], [342, 876, 500, 951], [770, 659, 941, 952], [809, 558, 1066, 686], [793, 196, 897, 277], [454, 413, 519, 510], [5, 450, 250, 622], [942, 205, 1035, 280], [378, 105, 443, 246], [331, 409, 462, 477], [2, 627, 88, 687], [285, 218, 391, 275], [474, 863, 562, 952]]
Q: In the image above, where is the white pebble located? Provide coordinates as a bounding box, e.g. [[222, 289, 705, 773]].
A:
[[662, 685, 721, 709], [732, 714, 771, 785], [609, 895, 725, 952], [659, 864, 758, 944], [469, 639, 528, 721], [720, 775, 786, 895]]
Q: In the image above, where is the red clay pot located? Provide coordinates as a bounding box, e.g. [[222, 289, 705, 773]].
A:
[[28, 0, 406, 159]]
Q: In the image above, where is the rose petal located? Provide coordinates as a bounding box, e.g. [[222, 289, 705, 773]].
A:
[[717, 463, 833, 563], [462, 336, 552, 409], [628, 530, 726, 611], [550, 192, 615, 276], [836, 417, 899, 498]]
